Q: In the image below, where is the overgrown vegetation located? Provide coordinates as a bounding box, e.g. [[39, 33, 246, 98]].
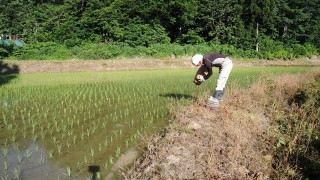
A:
[[268, 73, 320, 179]]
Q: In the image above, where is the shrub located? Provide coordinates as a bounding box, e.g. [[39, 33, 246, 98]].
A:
[[122, 24, 170, 47], [0, 40, 14, 59], [0, 47, 9, 59], [71, 43, 111, 60], [273, 49, 294, 60], [291, 44, 308, 58], [64, 38, 83, 48], [176, 30, 205, 45], [304, 43, 318, 57], [13, 42, 71, 60]]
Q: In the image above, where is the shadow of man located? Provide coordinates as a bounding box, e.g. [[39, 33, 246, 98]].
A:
[[159, 93, 196, 100], [88, 165, 100, 180], [0, 60, 20, 86]]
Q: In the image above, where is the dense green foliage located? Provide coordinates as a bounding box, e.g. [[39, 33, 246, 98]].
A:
[[6, 41, 318, 60], [0, 0, 319, 60]]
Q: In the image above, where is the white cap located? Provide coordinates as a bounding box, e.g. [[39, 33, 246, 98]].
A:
[[191, 54, 203, 66]]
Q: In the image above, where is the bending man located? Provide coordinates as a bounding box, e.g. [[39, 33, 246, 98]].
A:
[[191, 53, 233, 108]]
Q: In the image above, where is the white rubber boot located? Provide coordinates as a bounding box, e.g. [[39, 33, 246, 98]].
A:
[[207, 96, 219, 108]]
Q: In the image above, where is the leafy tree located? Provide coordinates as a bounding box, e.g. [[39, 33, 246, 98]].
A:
[[276, 0, 310, 44], [301, 0, 320, 48], [276, 0, 319, 49], [176, 30, 205, 45], [153, 0, 198, 42], [0, 0, 30, 35], [122, 24, 170, 47], [195, 0, 246, 46], [242, 0, 279, 51]]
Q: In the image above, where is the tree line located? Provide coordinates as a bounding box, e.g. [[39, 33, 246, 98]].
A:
[[0, 0, 319, 60]]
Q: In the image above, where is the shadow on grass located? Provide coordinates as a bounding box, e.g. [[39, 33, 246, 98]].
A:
[[0, 60, 20, 86], [159, 93, 196, 100]]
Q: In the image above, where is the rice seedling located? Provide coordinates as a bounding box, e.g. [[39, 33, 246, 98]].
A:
[[84, 155, 88, 163], [115, 147, 121, 158], [38, 154, 46, 165], [77, 161, 83, 172], [125, 139, 129, 148], [96, 172, 101, 179], [109, 155, 114, 164], [24, 149, 32, 159], [17, 154, 23, 164], [13, 168, 21, 180], [35, 144, 40, 151], [66, 141, 71, 149], [103, 161, 108, 171], [3, 160, 8, 171], [1, 172, 9, 180], [52, 136, 57, 143], [64, 167, 72, 179], [104, 139, 108, 147], [48, 150, 54, 159], [2, 147, 9, 157], [57, 145, 63, 155], [86, 175, 93, 180], [32, 135, 38, 142], [89, 148, 94, 157]]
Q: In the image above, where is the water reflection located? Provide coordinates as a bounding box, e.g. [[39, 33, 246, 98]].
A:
[[0, 143, 68, 180]]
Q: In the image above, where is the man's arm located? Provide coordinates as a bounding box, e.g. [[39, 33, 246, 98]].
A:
[[193, 65, 208, 85], [203, 60, 212, 80]]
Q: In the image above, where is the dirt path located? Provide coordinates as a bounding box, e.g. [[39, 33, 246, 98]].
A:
[[2, 56, 320, 74]]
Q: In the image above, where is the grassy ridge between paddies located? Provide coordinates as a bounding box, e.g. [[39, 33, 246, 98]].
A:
[[126, 68, 320, 179], [0, 66, 315, 179]]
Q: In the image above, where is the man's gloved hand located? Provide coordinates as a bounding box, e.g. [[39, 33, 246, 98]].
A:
[[198, 75, 205, 82], [194, 75, 205, 85]]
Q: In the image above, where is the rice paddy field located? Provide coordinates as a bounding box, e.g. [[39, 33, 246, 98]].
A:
[[0, 66, 314, 179]]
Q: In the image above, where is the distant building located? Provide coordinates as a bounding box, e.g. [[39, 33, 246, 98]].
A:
[[0, 34, 25, 47], [2, 39, 25, 47]]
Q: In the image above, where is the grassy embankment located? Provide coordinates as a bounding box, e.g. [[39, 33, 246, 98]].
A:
[[126, 68, 320, 179]]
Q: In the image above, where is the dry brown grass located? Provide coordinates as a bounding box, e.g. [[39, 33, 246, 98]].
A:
[[3, 57, 320, 73], [124, 69, 320, 180]]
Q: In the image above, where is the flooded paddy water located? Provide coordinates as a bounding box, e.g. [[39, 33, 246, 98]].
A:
[[0, 143, 65, 179]]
